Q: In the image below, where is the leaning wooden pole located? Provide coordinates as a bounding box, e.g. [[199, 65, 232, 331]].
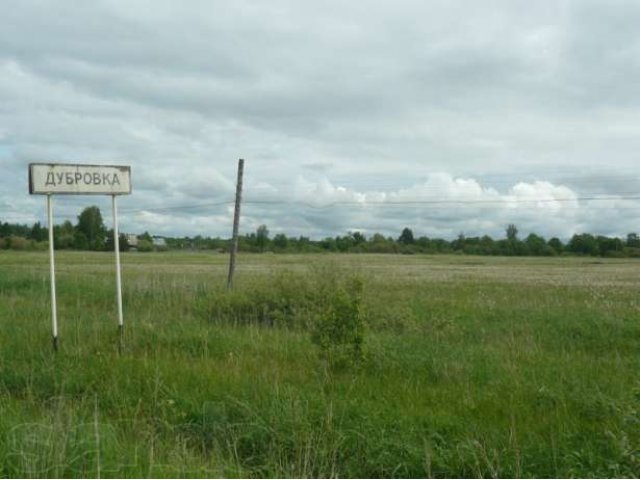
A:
[[227, 159, 244, 290]]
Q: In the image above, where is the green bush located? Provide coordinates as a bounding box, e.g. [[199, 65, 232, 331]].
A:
[[137, 239, 154, 252], [8, 236, 28, 251], [55, 233, 74, 250], [201, 271, 318, 328], [311, 276, 366, 369], [199, 267, 367, 370], [32, 241, 48, 251]]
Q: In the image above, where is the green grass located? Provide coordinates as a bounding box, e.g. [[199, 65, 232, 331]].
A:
[[1, 251, 639, 477]]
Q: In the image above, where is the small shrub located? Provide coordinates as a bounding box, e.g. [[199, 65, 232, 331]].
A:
[[55, 233, 74, 249], [0, 237, 6, 249], [201, 271, 318, 328], [311, 276, 366, 369], [137, 239, 154, 252], [200, 266, 362, 327], [33, 241, 49, 251], [199, 267, 367, 370], [8, 236, 28, 251]]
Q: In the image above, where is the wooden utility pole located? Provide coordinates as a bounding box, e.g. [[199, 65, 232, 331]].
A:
[[227, 158, 244, 290]]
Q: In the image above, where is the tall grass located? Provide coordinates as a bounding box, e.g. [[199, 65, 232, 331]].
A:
[[0, 251, 639, 477]]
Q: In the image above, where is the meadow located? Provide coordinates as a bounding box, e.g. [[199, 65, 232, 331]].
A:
[[0, 251, 639, 478]]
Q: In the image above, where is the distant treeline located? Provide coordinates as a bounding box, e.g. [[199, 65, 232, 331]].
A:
[[166, 225, 640, 258], [2, 208, 640, 257], [0, 206, 128, 252]]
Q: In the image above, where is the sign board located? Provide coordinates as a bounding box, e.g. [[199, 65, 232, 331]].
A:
[[29, 163, 132, 195], [28, 162, 131, 351]]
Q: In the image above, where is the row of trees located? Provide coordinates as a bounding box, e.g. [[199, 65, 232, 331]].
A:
[[0, 206, 130, 251], [2, 210, 640, 258], [162, 224, 640, 258]]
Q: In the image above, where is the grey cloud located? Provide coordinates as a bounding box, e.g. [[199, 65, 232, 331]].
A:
[[2, 0, 640, 240]]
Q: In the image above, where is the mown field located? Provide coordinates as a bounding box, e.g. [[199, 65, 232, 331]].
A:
[[0, 251, 639, 478]]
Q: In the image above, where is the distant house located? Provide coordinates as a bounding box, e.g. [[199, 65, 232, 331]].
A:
[[152, 236, 167, 248], [126, 234, 139, 249]]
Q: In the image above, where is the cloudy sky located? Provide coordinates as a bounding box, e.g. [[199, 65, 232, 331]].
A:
[[2, 0, 640, 240]]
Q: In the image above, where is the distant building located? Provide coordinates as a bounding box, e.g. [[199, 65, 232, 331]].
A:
[[152, 236, 166, 247], [126, 234, 139, 249]]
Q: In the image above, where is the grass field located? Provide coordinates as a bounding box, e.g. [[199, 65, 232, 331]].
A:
[[1, 251, 639, 478]]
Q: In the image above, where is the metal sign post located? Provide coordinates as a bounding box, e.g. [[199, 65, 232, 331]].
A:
[[29, 163, 132, 351], [112, 194, 124, 348], [47, 194, 59, 351]]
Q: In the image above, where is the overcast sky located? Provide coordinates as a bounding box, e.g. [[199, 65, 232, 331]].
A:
[[2, 0, 640, 240]]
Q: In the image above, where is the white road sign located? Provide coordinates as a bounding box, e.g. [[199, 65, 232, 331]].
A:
[[28, 162, 132, 351], [29, 163, 132, 195]]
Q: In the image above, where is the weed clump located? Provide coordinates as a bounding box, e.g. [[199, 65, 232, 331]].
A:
[[200, 271, 318, 328], [199, 267, 367, 369], [311, 276, 365, 369]]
